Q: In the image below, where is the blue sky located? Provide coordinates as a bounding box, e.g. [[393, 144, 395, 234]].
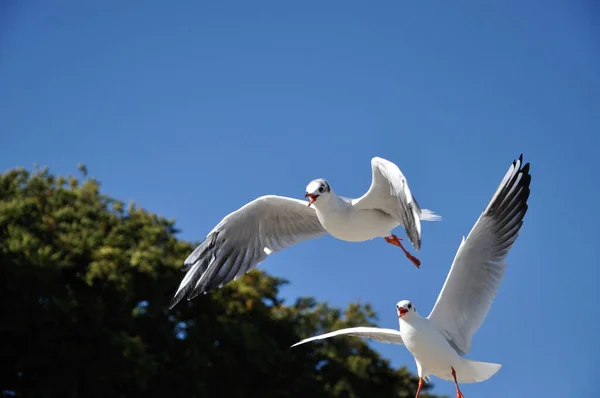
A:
[[2, 1, 599, 396]]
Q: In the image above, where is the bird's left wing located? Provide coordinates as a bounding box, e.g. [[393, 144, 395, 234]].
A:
[[291, 327, 404, 347], [427, 155, 531, 356]]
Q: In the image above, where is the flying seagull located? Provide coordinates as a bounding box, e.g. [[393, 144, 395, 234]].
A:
[[291, 155, 531, 398], [169, 157, 441, 309]]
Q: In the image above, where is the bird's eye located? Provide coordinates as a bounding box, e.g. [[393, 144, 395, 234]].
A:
[[407, 304, 412, 309], [319, 186, 324, 193]]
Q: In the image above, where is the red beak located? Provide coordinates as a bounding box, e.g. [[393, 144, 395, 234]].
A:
[[397, 307, 408, 318], [305, 193, 318, 207]]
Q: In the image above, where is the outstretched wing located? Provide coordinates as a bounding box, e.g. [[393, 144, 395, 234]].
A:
[[352, 157, 440, 250], [291, 327, 404, 347], [427, 155, 531, 355], [170, 195, 326, 309]]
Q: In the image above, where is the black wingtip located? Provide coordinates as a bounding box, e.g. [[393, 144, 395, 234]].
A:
[[512, 154, 529, 177], [168, 294, 182, 310], [482, 154, 532, 220], [511, 154, 524, 171], [515, 154, 531, 186], [168, 286, 206, 310]]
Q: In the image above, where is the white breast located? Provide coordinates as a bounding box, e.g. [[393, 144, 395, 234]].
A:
[[400, 317, 462, 376], [316, 207, 398, 242]]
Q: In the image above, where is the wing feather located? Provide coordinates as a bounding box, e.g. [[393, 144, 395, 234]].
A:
[[169, 195, 326, 309], [291, 327, 404, 347], [427, 155, 531, 355], [352, 157, 441, 250]]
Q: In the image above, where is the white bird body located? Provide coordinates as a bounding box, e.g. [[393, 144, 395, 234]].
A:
[[169, 156, 441, 309], [400, 315, 462, 378], [292, 155, 532, 397], [398, 307, 501, 385], [310, 195, 398, 242]]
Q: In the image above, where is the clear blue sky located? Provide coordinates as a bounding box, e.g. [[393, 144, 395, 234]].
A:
[[2, 1, 599, 396]]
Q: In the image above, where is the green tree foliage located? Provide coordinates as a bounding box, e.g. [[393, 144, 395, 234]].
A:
[[0, 166, 444, 398]]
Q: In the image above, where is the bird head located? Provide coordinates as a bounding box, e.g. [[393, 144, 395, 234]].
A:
[[305, 178, 331, 207], [396, 300, 418, 319]]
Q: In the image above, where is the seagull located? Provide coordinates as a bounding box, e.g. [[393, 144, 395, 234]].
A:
[[291, 155, 531, 398], [169, 157, 441, 309]]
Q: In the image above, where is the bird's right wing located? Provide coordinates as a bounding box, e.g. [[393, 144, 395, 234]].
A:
[[169, 195, 326, 309], [352, 157, 441, 250], [291, 327, 404, 347], [427, 155, 531, 356]]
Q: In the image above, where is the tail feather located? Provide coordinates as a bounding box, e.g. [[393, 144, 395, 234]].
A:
[[420, 209, 442, 222], [457, 359, 502, 384], [435, 359, 501, 384]]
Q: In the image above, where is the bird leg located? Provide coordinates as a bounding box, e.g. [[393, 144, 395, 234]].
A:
[[384, 234, 421, 268], [451, 367, 465, 398], [415, 377, 423, 398]]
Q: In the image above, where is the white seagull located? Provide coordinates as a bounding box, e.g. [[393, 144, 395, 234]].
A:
[[169, 157, 441, 309], [291, 155, 531, 398]]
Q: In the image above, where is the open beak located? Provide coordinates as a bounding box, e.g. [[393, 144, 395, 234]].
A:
[[397, 307, 408, 318], [305, 193, 319, 207]]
